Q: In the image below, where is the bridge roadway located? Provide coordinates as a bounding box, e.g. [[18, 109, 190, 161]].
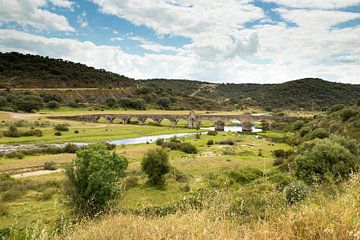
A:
[[54, 111, 307, 131]]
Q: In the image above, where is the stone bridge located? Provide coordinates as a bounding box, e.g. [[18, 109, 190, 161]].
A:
[[54, 112, 307, 132]]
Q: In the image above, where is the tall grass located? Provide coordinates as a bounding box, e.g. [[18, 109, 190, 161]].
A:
[[25, 174, 360, 240]]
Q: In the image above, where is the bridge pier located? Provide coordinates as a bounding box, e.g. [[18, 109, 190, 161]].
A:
[[241, 121, 253, 132], [138, 117, 147, 125], [170, 119, 178, 128], [121, 117, 129, 125], [214, 121, 225, 131]]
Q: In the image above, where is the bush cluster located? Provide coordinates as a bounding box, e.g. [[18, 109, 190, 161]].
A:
[[229, 167, 264, 184]]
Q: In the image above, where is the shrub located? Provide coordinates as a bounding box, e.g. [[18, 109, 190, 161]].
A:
[[105, 142, 116, 150], [230, 168, 263, 184], [155, 138, 165, 146], [299, 127, 311, 137], [47, 100, 60, 109], [65, 144, 128, 217], [340, 107, 358, 122], [64, 143, 79, 153], [54, 124, 69, 132], [180, 143, 198, 154], [218, 139, 235, 145], [44, 161, 57, 170], [23, 129, 43, 137], [105, 97, 117, 108], [13, 94, 44, 112], [207, 139, 214, 146], [292, 120, 304, 131], [141, 149, 170, 187], [3, 125, 20, 137], [309, 128, 328, 140], [74, 130, 79, 134], [273, 158, 285, 166], [284, 181, 309, 204], [295, 137, 359, 184], [54, 131, 62, 136], [207, 130, 218, 136]]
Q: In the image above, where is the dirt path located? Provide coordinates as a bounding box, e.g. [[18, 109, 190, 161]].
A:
[[8, 112, 45, 119], [12, 169, 64, 179]]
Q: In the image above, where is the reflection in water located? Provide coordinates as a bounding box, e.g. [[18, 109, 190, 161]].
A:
[[109, 126, 262, 145]]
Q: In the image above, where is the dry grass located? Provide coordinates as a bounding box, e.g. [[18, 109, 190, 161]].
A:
[[35, 175, 360, 240]]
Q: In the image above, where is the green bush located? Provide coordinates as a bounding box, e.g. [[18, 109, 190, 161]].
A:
[[44, 161, 57, 170], [299, 127, 311, 137], [54, 124, 69, 132], [155, 138, 165, 146], [141, 149, 170, 187], [64, 143, 79, 153], [74, 130, 79, 134], [292, 120, 304, 131], [47, 100, 60, 109], [207, 130, 218, 136], [284, 181, 309, 204], [309, 128, 328, 139], [65, 144, 128, 217], [54, 131, 62, 136], [180, 143, 198, 154], [230, 167, 263, 184], [13, 94, 44, 112], [295, 137, 359, 184], [218, 139, 235, 145], [340, 107, 358, 122], [207, 139, 214, 146]]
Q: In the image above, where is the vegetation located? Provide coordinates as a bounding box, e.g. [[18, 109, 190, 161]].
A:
[[141, 149, 170, 187], [1, 52, 360, 111], [65, 144, 128, 217]]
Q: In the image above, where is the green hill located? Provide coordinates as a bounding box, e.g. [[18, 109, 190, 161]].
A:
[[1, 52, 359, 111]]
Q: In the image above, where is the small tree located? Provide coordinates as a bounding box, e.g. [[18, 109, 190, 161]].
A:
[[141, 149, 170, 187], [65, 144, 128, 217]]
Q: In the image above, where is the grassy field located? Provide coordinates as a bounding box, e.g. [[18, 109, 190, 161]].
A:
[[0, 129, 291, 229]]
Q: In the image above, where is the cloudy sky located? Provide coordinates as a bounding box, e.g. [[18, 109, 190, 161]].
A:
[[0, 0, 359, 84]]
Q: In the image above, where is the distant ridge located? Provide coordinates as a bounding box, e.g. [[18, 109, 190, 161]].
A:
[[1, 52, 359, 110]]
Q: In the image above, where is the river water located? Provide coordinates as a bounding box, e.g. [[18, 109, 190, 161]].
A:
[[109, 126, 262, 145]]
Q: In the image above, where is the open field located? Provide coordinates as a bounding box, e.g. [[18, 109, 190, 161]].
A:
[[0, 124, 291, 229]]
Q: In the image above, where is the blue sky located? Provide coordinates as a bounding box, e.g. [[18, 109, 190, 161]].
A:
[[0, 0, 359, 83]]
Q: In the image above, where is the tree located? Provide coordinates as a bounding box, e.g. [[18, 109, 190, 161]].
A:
[[47, 100, 59, 109], [295, 137, 359, 184], [13, 95, 44, 112], [105, 97, 117, 108], [157, 98, 171, 109], [309, 128, 328, 139], [65, 144, 128, 217], [141, 149, 170, 187]]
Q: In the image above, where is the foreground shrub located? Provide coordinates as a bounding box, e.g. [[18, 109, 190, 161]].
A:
[[230, 167, 263, 184], [141, 149, 170, 187], [284, 181, 309, 204], [295, 137, 359, 184], [44, 161, 57, 170], [65, 144, 128, 217]]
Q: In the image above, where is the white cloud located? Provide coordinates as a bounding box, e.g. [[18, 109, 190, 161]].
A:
[[49, 0, 73, 8], [1, 29, 359, 84], [262, 0, 360, 9], [110, 37, 123, 42], [77, 11, 88, 28], [0, 0, 74, 31]]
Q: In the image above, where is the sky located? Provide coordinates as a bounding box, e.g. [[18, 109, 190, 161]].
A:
[[0, 0, 359, 84]]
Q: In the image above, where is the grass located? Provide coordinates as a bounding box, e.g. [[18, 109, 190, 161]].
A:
[[0, 123, 202, 144], [0, 173, 69, 229]]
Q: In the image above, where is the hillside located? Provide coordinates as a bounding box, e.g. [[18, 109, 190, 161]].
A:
[[1, 52, 360, 111]]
